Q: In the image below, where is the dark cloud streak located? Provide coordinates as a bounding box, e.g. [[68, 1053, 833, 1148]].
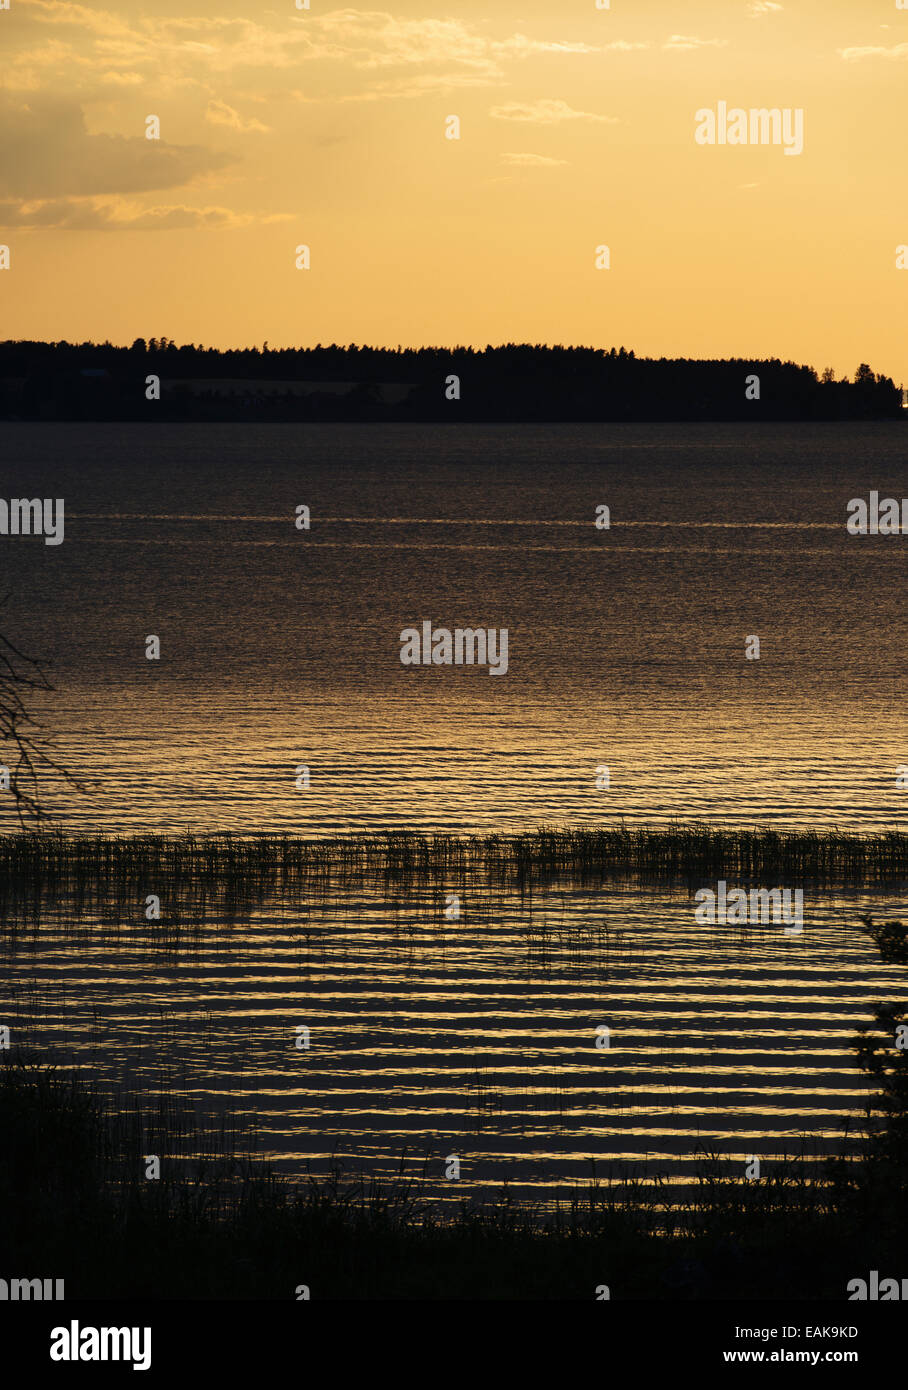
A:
[[0, 95, 233, 199]]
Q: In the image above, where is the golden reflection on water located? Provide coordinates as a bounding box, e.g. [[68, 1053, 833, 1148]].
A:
[[4, 879, 904, 1207]]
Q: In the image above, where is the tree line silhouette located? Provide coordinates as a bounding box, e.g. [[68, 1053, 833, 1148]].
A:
[[0, 340, 901, 421]]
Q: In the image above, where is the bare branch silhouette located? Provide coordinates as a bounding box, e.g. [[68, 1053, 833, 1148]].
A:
[[0, 598, 88, 825]]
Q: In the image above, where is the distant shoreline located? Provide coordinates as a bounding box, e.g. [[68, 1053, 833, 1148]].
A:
[[1, 342, 902, 422]]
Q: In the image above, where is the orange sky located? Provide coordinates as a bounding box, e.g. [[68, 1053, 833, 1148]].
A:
[[1, 0, 906, 382]]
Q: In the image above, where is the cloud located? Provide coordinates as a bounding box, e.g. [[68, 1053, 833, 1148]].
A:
[[0, 196, 242, 228], [747, 2, 783, 15], [490, 99, 619, 124], [205, 99, 269, 133], [100, 71, 144, 87], [296, 13, 603, 73], [0, 194, 292, 229], [25, 1, 134, 39], [500, 152, 568, 166], [663, 36, 729, 51], [5, 4, 643, 102], [0, 95, 233, 199], [839, 43, 908, 62], [293, 71, 503, 103]]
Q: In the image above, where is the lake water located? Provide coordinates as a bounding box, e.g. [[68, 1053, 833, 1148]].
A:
[[1, 422, 906, 1205]]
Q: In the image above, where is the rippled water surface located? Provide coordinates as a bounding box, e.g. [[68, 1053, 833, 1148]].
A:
[[6, 878, 907, 1204], [1, 420, 906, 833], [1, 422, 906, 1203]]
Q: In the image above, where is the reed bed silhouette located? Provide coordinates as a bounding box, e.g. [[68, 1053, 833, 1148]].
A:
[[0, 823, 905, 930]]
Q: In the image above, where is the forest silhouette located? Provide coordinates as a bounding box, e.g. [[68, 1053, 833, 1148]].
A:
[[0, 339, 901, 422]]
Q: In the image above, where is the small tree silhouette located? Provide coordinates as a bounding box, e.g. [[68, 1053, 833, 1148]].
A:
[[0, 603, 86, 825], [855, 916, 908, 1171]]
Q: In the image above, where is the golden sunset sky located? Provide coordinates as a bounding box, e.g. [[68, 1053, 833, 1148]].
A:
[[1, 0, 906, 382]]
